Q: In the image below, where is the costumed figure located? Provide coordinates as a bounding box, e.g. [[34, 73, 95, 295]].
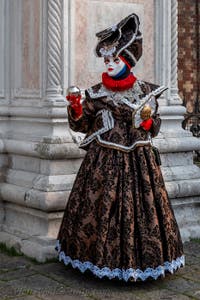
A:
[[56, 13, 184, 282]]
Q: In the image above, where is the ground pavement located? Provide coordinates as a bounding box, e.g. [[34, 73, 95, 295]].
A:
[[0, 240, 200, 300]]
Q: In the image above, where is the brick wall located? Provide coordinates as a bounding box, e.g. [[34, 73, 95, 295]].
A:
[[178, 0, 200, 113]]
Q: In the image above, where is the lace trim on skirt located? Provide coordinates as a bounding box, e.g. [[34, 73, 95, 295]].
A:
[[55, 240, 185, 282]]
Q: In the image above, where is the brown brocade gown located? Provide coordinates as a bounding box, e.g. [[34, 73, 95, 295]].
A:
[[56, 79, 184, 282]]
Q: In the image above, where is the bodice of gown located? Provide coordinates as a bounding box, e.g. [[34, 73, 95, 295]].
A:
[[68, 80, 166, 152]]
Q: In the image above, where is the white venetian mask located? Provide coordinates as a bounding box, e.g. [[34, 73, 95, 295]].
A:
[[104, 56, 126, 77]]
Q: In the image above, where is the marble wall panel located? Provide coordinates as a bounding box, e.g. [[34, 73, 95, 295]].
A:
[[67, 0, 154, 90], [10, 0, 42, 99]]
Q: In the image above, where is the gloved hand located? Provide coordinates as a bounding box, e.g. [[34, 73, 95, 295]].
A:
[[139, 105, 153, 131], [140, 118, 153, 131], [66, 94, 83, 119]]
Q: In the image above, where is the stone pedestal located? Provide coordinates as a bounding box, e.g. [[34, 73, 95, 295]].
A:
[[0, 0, 84, 261], [155, 106, 200, 241]]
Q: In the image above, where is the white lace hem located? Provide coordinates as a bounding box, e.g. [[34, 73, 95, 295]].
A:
[[55, 240, 185, 282]]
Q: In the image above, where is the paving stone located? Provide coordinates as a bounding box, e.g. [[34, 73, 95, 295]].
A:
[[176, 264, 193, 275], [0, 267, 36, 281], [39, 295, 89, 300], [130, 289, 192, 300], [0, 255, 31, 272], [28, 263, 166, 300], [184, 254, 200, 266], [33, 262, 159, 294], [0, 283, 27, 299], [163, 277, 200, 293], [0, 274, 68, 298], [184, 241, 200, 257], [86, 293, 142, 300], [185, 289, 200, 300], [84, 290, 143, 300], [63, 279, 161, 300], [180, 269, 200, 282], [32, 263, 121, 290], [8, 296, 40, 300], [30, 262, 68, 282]]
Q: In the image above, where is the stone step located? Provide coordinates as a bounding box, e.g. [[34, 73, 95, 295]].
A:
[[2, 202, 63, 239], [0, 183, 69, 211], [166, 178, 200, 198], [162, 165, 200, 181], [171, 196, 200, 242], [9, 154, 82, 175], [6, 169, 76, 191], [161, 152, 194, 167], [0, 230, 57, 262], [3, 139, 85, 159], [154, 136, 200, 153]]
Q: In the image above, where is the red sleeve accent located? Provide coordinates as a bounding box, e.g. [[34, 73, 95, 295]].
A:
[[140, 118, 153, 131], [66, 94, 83, 119]]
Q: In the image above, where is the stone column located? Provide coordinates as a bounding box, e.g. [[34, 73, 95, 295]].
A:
[[46, 0, 63, 100], [154, 0, 200, 241], [170, 0, 182, 105]]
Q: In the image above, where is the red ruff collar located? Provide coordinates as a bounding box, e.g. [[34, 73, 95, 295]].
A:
[[102, 72, 137, 91]]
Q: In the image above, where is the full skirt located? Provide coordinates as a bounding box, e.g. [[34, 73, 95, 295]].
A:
[[56, 141, 184, 281]]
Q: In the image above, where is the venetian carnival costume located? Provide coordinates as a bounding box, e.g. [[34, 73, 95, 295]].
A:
[[56, 13, 184, 282]]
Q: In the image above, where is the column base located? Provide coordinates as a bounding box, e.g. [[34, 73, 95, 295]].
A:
[[0, 229, 57, 262], [155, 104, 200, 242], [172, 196, 200, 242]]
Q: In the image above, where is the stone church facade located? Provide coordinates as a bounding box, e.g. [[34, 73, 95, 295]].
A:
[[0, 0, 200, 261]]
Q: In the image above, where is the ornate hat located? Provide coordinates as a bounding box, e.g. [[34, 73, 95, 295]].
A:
[[95, 13, 142, 67]]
